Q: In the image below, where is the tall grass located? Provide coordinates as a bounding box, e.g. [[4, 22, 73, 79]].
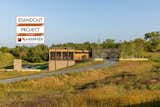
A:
[[0, 61, 159, 107]]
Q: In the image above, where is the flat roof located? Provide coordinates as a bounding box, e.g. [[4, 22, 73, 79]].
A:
[[49, 48, 89, 53]]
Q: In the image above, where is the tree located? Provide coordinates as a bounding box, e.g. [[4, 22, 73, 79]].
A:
[[119, 39, 145, 59], [145, 32, 160, 52], [134, 38, 145, 58], [102, 39, 116, 48], [27, 44, 49, 62], [10, 45, 49, 63], [0, 46, 10, 53], [10, 46, 25, 58]]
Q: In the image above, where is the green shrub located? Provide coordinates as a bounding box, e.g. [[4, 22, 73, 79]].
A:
[[0, 52, 14, 68], [151, 65, 160, 73]]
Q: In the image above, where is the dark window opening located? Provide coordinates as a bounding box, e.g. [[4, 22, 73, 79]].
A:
[[56, 52, 61, 60], [68, 52, 73, 60], [63, 52, 68, 60], [50, 52, 56, 60]]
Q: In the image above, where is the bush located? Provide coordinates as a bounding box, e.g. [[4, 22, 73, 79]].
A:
[[0, 52, 14, 68], [151, 65, 160, 73]]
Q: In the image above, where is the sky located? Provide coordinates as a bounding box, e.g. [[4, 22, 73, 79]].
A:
[[1, 0, 160, 47]]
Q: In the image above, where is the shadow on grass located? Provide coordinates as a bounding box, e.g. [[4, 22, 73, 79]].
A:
[[4, 65, 13, 69], [76, 71, 136, 90], [126, 100, 160, 107]]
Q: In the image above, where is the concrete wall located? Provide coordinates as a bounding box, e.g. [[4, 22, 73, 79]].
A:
[[119, 58, 148, 61], [49, 60, 75, 71], [92, 48, 119, 59], [14, 59, 22, 71]]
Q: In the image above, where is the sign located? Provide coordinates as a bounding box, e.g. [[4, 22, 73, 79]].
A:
[[16, 16, 45, 44]]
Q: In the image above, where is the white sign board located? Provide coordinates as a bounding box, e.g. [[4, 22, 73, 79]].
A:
[[16, 16, 45, 44]]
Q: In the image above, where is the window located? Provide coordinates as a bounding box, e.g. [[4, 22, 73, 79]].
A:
[[68, 52, 73, 60], [56, 52, 61, 60], [50, 52, 55, 60], [63, 52, 68, 60]]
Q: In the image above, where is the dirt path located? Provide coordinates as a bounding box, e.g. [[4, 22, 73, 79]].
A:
[[0, 60, 116, 84]]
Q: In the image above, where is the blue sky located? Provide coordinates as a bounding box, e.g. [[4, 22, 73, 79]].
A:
[[1, 0, 160, 47]]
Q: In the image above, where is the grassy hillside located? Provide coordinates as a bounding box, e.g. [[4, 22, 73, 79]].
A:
[[0, 61, 159, 107], [0, 52, 14, 68]]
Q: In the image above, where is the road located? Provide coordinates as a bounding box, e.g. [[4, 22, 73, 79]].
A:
[[0, 60, 116, 84]]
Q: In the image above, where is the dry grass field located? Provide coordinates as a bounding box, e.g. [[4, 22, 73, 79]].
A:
[[0, 61, 101, 80], [0, 71, 42, 80], [0, 61, 159, 107]]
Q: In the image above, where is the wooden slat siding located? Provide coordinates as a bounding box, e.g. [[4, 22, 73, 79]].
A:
[[16, 24, 44, 26], [16, 33, 43, 36]]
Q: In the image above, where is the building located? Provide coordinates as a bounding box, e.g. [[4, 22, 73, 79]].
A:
[[92, 48, 119, 60], [49, 47, 90, 71], [74, 50, 90, 61]]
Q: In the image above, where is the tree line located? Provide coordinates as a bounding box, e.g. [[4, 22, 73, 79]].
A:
[[0, 32, 159, 62]]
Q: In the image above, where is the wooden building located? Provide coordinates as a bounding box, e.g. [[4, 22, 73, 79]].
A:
[[48, 47, 90, 71], [74, 50, 90, 61]]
